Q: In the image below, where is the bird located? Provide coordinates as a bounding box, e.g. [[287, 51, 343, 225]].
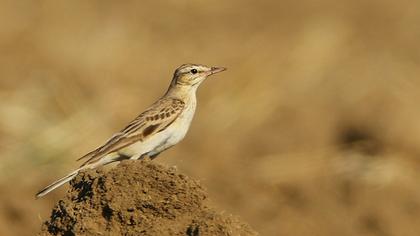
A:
[[36, 63, 226, 198]]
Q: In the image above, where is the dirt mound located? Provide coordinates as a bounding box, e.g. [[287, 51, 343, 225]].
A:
[[39, 160, 257, 236]]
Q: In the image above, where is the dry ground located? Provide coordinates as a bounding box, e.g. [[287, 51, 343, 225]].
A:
[[1, 1, 420, 235], [40, 160, 257, 236]]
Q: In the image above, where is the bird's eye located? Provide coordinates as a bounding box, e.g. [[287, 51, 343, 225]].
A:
[[190, 69, 198, 74]]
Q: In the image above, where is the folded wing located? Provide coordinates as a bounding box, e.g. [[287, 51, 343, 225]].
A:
[[77, 98, 185, 166]]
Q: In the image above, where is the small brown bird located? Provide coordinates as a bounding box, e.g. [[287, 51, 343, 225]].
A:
[[36, 64, 226, 198]]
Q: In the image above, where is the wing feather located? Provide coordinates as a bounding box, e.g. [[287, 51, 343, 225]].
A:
[[78, 98, 185, 166]]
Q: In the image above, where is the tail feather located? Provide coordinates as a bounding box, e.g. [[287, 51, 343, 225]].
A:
[[35, 169, 81, 198], [36, 153, 124, 198]]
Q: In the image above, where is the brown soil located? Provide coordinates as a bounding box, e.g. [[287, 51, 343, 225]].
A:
[[39, 160, 257, 236]]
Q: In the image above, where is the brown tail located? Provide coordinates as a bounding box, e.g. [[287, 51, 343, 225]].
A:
[[36, 153, 129, 198], [35, 168, 82, 198]]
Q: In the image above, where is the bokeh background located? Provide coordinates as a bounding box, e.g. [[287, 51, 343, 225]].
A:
[[1, 0, 420, 235]]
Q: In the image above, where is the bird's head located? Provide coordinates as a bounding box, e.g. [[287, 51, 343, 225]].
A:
[[171, 64, 226, 88]]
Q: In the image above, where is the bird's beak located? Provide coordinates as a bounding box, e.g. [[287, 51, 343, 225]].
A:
[[210, 66, 227, 75]]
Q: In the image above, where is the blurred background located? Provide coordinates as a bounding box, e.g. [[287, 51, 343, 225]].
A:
[[1, 0, 420, 235]]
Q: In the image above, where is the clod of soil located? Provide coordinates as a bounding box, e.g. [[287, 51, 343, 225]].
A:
[[39, 159, 257, 236]]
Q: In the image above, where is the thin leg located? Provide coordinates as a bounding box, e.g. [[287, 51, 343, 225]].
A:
[[149, 152, 161, 160], [137, 151, 161, 161]]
